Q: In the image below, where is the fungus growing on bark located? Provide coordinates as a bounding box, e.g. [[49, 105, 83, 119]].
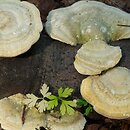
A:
[[74, 40, 122, 75], [0, 0, 43, 57], [45, 0, 130, 46], [0, 93, 86, 130], [47, 111, 86, 130], [0, 94, 46, 130], [80, 67, 130, 119]]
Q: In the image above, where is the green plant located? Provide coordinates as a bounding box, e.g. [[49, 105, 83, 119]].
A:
[[47, 87, 77, 115], [24, 84, 77, 116], [77, 98, 93, 116]]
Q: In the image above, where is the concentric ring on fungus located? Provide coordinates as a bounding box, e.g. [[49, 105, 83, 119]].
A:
[[0, 0, 43, 57], [74, 40, 122, 75], [81, 67, 130, 119]]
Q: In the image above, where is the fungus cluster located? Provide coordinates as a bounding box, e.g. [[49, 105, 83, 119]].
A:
[[45, 0, 130, 119], [0, 0, 87, 130], [0, 0, 130, 129], [0, 94, 86, 130]]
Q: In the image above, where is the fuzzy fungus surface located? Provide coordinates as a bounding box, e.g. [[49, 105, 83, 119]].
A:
[[45, 0, 130, 46], [0, 0, 43, 57], [0, 93, 46, 130], [80, 67, 130, 119], [74, 40, 122, 75]]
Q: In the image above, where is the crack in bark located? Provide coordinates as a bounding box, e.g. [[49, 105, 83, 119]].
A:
[[117, 24, 130, 27], [22, 105, 27, 125]]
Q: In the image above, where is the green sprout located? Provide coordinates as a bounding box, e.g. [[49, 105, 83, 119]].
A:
[[24, 84, 93, 117], [24, 84, 76, 116], [77, 98, 93, 116]]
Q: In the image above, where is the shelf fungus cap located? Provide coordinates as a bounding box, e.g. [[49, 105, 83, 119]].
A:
[[45, 0, 130, 46], [74, 40, 122, 75], [0, 0, 43, 57], [47, 111, 86, 130], [81, 67, 130, 119], [0, 93, 46, 130]]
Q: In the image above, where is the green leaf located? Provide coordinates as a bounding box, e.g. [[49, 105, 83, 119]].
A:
[[58, 87, 64, 97], [25, 85, 77, 115], [66, 105, 75, 115], [77, 98, 88, 107], [47, 95, 57, 100], [84, 106, 93, 116], [64, 100, 77, 107], [58, 87, 74, 98], [60, 102, 66, 115], [60, 100, 76, 115], [47, 99, 58, 110]]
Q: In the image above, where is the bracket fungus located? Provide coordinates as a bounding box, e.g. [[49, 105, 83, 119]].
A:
[[0, 93, 86, 130], [45, 0, 130, 46], [74, 40, 122, 75], [0, 93, 46, 130], [80, 67, 130, 119], [47, 111, 86, 130], [0, 0, 43, 57]]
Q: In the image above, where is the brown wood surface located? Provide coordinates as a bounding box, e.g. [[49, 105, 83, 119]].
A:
[[0, 32, 86, 99], [0, 33, 130, 98]]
